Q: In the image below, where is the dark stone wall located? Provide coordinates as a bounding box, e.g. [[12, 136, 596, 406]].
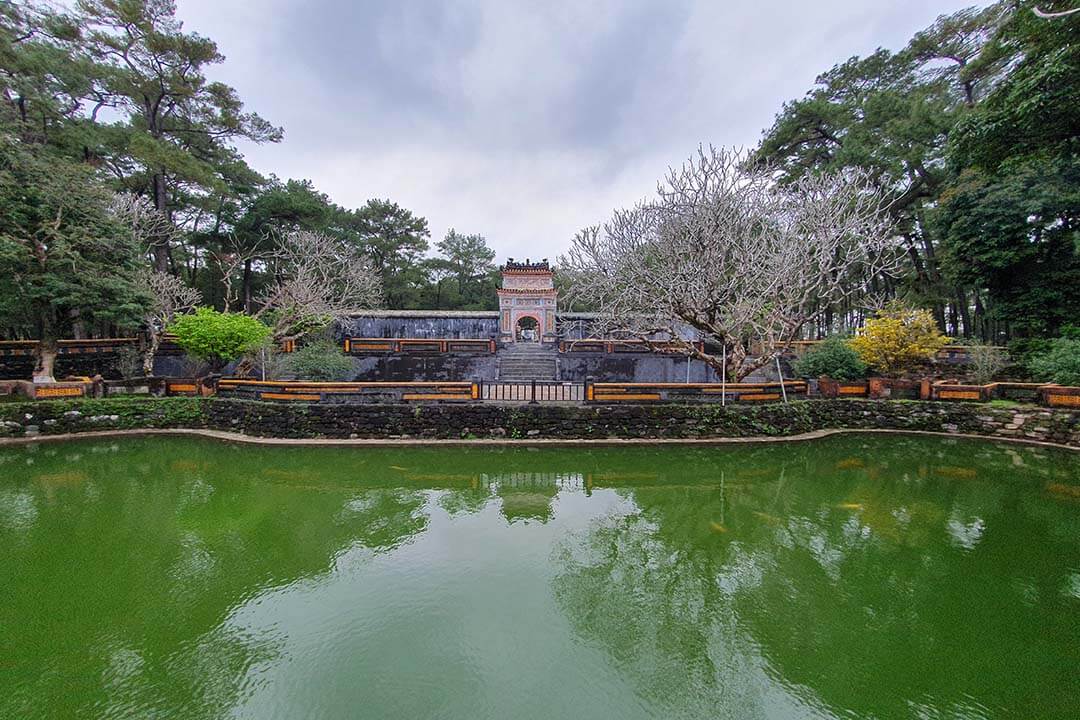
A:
[[342, 350, 726, 382], [349, 355, 497, 382], [0, 354, 127, 380], [557, 353, 721, 383], [343, 350, 719, 382], [152, 355, 195, 378], [2, 347, 723, 384], [339, 315, 500, 339], [0, 353, 227, 381], [2, 398, 1077, 448]]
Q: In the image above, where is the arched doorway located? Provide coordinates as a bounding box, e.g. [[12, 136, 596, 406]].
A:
[[515, 316, 539, 343]]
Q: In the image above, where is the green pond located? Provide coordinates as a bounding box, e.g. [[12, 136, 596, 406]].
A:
[[1, 435, 1078, 719]]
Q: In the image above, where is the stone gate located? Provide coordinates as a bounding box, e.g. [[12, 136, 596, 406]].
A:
[[497, 259, 558, 344]]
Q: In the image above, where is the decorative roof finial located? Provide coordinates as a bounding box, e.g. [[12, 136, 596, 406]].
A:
[[499, 257, 553, 273]]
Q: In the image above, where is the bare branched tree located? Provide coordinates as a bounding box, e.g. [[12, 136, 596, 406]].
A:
[[252, 229, 382, 346], [138, 270, 201, 375], [110, 194, 201, 375], [210, 236, 258, 313], [562, 146, 901, 381], [110, 193, 181, 262]]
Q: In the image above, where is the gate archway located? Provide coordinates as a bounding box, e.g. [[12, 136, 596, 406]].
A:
[[515, 315, 540, 342]]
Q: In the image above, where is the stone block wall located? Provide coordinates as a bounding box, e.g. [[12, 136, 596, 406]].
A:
[[0, 398, 1077, 448]]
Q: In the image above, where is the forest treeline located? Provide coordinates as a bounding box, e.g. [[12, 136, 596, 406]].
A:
[[753, 1, 1079, 343], [1, 0, 1078, 349], [0, 0, 500, 324]]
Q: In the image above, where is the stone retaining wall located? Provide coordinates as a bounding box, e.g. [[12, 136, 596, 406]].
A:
[[1, 398, 1077, 447]]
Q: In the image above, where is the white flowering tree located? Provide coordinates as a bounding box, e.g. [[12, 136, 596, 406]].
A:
[[138, 270, 201, 375], [561, 146, 901, 381], [110, 195, 202, 375], [253, 229, 382, 346]]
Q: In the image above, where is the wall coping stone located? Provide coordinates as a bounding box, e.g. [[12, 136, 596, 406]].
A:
[[0, 426, 1077, 451]]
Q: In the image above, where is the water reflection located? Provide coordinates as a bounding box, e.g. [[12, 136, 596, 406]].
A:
[[0, 436, 1077, 719], [551, 440, 1080, 719]]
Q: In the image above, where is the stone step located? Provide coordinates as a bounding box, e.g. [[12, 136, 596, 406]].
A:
[[501, 350, 554, 357], [498, 359, 556, 365], [497, 345, 559, 382], [498, 367, 558, 381]]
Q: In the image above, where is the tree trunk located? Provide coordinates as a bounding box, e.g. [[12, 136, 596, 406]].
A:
[[931, 303, 947, 333], [242, 258, 254, 313], [142, 333, 161, 377], [955, 288, 972, 339], [33, 313, 59, 383], [151, 171, 170, 272], [973, 291, 988, 342], [33, 342, 58, 384]]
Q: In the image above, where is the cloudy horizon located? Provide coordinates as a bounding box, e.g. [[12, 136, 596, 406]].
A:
[[178, 0, 979, 262]]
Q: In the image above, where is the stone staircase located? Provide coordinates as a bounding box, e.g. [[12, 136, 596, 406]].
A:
[[497, 343, 558, 382]]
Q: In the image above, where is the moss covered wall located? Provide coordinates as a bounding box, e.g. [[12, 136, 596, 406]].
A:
[[1, 398, 1077, 448]]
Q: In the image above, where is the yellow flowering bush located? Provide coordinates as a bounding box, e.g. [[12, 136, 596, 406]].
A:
[[849, 308, 950, 377]]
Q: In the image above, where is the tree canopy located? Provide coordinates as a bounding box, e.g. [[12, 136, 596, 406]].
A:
[[0, 0, 506, 380], [2, 0, 1078, 381], [754, 0, 1080, 342]]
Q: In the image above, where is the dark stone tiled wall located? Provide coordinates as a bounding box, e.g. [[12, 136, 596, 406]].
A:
[[1, 399, 1077, 448]]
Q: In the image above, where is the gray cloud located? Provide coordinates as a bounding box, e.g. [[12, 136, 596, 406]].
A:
[[179, 0, 979, 261]]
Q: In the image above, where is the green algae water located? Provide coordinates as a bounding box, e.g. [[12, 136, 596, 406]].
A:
[[1, 435, 1078, 719]]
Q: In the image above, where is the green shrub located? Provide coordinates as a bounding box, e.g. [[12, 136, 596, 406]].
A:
[[1011, 327, 1080, 378], [285, 339, 354, 381], [1029, 338, 1080, 386], [168, 308, 270, 371], [794, 336, 867, 380]]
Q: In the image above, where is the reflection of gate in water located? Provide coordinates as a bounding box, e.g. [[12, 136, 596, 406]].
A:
[[478, 472, 586, 492], [478, 472, 586, 523]]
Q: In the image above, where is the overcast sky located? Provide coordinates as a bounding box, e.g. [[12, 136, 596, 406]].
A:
[[178, 0, 978, 262]]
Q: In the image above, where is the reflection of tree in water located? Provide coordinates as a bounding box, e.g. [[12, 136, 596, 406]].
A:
[[0, 438, 432, 720], [0, 441, 611, 718], [337, 488, 429, 552], [552, 438, 1080, 718], [553, 511, 801, 719], [3, 435, 1077, 718]]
